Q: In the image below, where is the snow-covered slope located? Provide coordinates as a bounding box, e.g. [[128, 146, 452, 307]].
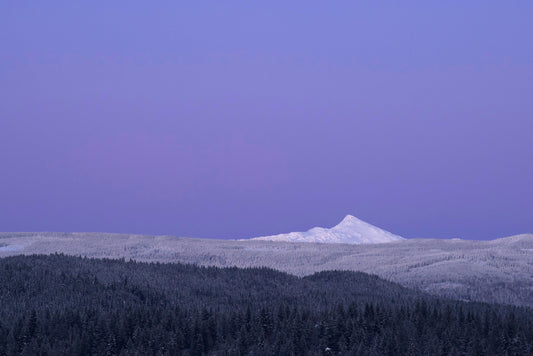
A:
[[247, 215, 404, 244], [1, 231, 532, 306]]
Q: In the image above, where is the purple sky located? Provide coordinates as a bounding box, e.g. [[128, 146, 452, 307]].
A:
[[1, 2, 532, 240]]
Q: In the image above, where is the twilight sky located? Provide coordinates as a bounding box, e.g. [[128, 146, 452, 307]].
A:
[[1, 2, 532, 240]]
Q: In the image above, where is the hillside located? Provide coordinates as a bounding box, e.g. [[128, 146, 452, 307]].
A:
[[0, 255, 532, 355], [1, 232, 532, 307]]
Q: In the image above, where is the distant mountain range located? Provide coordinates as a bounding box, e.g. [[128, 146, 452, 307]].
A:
[[246, 215, 404, 244]]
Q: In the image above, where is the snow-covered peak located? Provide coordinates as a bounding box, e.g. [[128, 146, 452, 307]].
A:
[[246, 215, 404, 244], [335, 214, 365, 227], [337, 214, 362, 226]]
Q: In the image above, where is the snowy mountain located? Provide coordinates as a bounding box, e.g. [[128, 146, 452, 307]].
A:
[[247, 215, 404, 244]]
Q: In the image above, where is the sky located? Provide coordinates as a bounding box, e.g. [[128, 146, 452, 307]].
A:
[[1, 2, 532, 240]]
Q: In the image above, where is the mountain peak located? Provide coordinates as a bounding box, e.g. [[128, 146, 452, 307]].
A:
[[337, 215, 362, 226], [247, 215, 404, 244]]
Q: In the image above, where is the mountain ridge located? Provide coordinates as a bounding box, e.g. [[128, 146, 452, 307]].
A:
[[245, 214, 404, 244]]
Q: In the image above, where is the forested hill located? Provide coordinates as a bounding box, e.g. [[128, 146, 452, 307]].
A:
[[1, 255, 532, 355], [3, 232, 532, 308]]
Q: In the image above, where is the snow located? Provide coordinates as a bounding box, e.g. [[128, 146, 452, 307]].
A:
[[1, 231, 532, 307], [0, 244, 24, 252], [246, 215, 404, 244]]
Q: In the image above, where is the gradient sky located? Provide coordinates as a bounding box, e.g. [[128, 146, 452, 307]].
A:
[[1, 2, 532, 240]]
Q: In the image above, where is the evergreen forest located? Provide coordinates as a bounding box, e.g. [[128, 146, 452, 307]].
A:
[[0, 254, 532, 355]]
